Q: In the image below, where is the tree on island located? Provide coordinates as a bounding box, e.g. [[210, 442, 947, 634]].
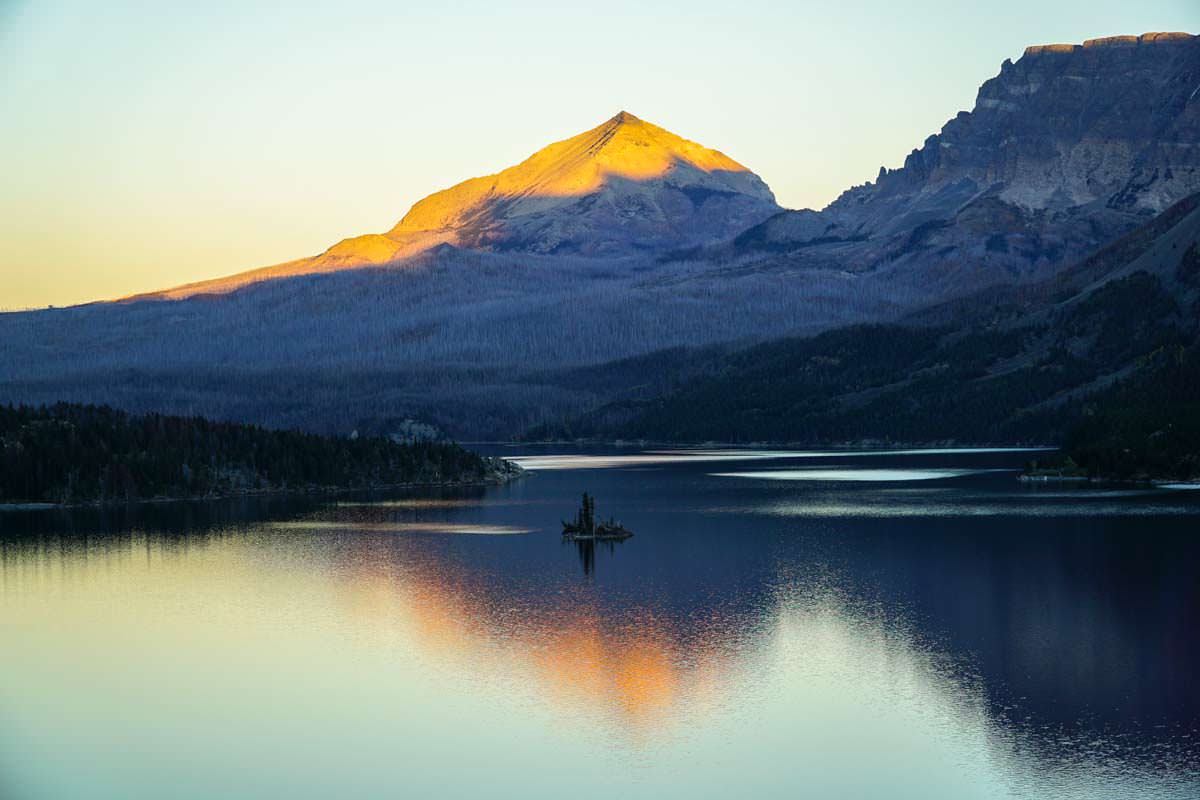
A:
[[576, 491, 595, 535]]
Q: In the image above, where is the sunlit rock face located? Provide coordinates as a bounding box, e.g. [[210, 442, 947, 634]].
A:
[[385, 111, 778, 256], [736, 32, 1200, 295], [326, 112, 779, 260], [366, 111, 779, 257]]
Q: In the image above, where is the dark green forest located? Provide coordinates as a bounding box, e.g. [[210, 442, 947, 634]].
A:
[[537, 268, 1199, 480], [0, 403, 506, 505], [1060, 345, 1200, 480]]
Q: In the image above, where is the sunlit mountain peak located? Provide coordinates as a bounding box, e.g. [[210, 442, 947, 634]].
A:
[[387, 110, 776, 238], [134, 112, 780, 299]]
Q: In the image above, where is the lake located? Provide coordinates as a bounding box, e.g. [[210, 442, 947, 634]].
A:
[[2, 446, 1198, 799]]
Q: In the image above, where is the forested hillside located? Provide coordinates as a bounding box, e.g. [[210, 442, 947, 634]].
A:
[[0, 246, 913, 439], [540, 193, 1200, 478], [0, 404, 512, 505], [1060, 344, 1200, 479], [543, 270, 1193, 446]]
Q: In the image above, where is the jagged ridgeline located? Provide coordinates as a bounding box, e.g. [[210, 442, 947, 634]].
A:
[[0, 403, 513, 505]]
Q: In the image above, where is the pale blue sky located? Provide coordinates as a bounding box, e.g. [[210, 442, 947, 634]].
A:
[[1, 0, 1197, 308]]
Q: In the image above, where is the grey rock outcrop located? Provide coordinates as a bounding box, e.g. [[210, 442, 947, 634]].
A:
[[735, 32, 1200, 299]]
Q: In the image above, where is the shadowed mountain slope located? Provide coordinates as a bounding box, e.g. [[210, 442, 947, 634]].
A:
[[556, 191, 1200, 450]]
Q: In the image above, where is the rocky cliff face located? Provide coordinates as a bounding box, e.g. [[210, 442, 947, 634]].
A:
[[737, 32, 1200, 298], [844, 31, 1199, 215]]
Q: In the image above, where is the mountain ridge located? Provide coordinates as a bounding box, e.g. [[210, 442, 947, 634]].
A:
[[726, 31, 1200, 299]]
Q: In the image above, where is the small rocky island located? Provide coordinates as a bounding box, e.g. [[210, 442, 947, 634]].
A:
[[562, 492, 633, 540]]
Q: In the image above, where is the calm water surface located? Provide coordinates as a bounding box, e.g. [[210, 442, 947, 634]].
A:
[[2, 447, 1198, 799]]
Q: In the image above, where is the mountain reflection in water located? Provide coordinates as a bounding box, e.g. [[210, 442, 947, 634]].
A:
[[1, 448, 1198, 799]]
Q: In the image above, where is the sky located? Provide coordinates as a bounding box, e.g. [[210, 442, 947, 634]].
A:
[[1, 0, 1197, 309]]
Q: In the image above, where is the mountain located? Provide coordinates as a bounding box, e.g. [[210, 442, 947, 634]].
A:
[[382, 111, 777, 255], [2, 33, 1198, 444], [727, 32, 1200, 297], [141, 112, 780, 299]]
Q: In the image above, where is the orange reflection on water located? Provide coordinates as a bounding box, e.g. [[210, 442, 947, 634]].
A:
[[330, 537, 731, 732], [529, 609, 679, 725]]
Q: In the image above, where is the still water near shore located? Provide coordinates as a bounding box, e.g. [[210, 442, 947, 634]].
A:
[[2, 446, 1198, 799]]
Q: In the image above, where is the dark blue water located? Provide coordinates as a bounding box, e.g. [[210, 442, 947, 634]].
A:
[[2, 446, 1198, 799]]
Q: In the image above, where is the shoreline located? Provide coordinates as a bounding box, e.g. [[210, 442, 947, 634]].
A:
[[0, 461, 525, 512], [1019, 473, 1200, 488], [477, 439, 1059, 451]]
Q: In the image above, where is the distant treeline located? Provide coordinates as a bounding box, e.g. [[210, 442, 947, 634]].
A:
[[0, 403, 503, 505]]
